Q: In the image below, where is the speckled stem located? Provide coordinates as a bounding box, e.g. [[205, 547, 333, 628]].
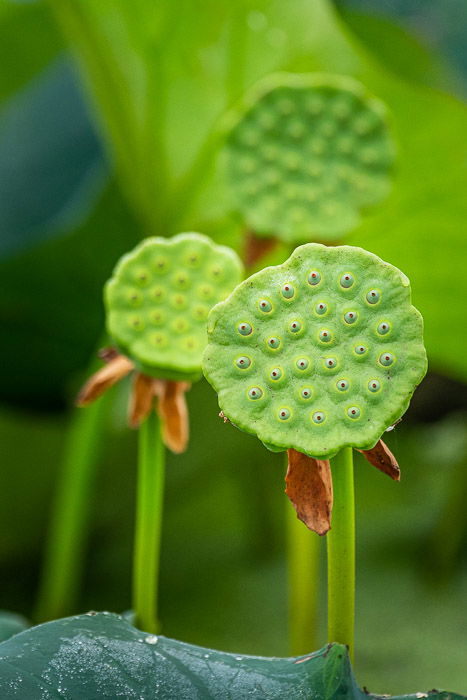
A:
[[133, 410, 165, 633], [327, 447, 355, 660], [286, 492, 321, 655]]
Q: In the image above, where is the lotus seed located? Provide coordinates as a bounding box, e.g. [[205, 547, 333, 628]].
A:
[[340, 273, 354, 288], [315, 302, 327, 315], [377, 321, 390, 335], [379, 352, 394, 366], [366, 289, 380, 304], [154, 257, 168, 272], [193, 305, 208, 320], [308, 271, 321, 286], [278, 97, 294, 115], [270, 368, 282, 380], [308, 162, 323, 178], [150, 311, 164, 325], [238, 322, 253, 336], [319, 329, 331, 342], [173, 319, 188, 333], [347, 406, 361, 419], [285, 153, 300, 170], [258, 299, 273, 313], [248, 387, 263, 400], [136, 269, 149, 285], [281, 283, 295, 299], [130, 317, 143, 330], [152, 333, 166, 347], [199, 284, 213, 299], [150, 286, 165, 302], [325, 358, 337, 369], [306, 95, 323, 114], [290, 320, 302, 333], [175, 273, 189, 288], [344, 311, 358, 324], [236, 356, 251, 369], [267, 337, 281, 349], [128, 291, 142, 307], [311, 138, 325, 155], [337, 379, 349, 391], [320, 121, 336, 138], [354, 345, 367, 355], [301, 388, 312, 399], [296, 358, 309, 370], [288, 120, 305, 138], [368, 379, 381, 392], [278, 408, 291, 420], [312, 411, 325, 424], [186, 252, 200, 267], [332, 99, 351, 120]]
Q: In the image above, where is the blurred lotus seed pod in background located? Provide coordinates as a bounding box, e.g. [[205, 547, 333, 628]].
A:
[[225, 73, 395, 242], [105, 233, 244, 381], [203, 243, 427, 459]]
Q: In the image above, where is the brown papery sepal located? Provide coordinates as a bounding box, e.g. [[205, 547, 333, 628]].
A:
[[154, 380, 191, 454], [285, 448, 333, 535], [358, 439, 401, 481], [128, 372, 156, 428], [76, 354, 134, 406]]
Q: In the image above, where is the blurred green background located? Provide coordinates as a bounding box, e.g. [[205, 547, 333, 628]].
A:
[[0, 0, 466, 694]]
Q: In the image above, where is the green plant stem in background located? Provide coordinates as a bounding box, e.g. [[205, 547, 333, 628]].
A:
[[133, 409, 165, 633], [286, 496, 321, 655], [35, 392, 111, 622], [327, 447, 355, 660]]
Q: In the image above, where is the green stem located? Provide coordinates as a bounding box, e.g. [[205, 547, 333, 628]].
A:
[[133, 409, 165, 633], [35, 392, 111, 622], [327, 447, 355, 660], [286, 498, 321, 655]]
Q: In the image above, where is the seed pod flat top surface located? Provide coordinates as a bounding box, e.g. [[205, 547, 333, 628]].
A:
[[203, 243, 427, 459], [105, 233, 244, 381], [225, 73, 395, 242]]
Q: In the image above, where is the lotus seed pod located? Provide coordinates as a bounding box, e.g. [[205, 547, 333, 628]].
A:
[[203, 243, 426, 459], [225, 73, 395, 242], [105, 233, 244, 381]]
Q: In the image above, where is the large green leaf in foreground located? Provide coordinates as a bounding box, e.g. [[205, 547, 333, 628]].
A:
[[0, 613, 463, 699]]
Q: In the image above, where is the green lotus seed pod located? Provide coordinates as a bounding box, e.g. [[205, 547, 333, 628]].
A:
[[203, 243, 426, 459], [105, 233, 243, 381], [225, 73, 395, 242]]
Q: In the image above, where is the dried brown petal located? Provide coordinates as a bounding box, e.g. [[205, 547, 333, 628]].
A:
[[285, 449, 333, 535], [244, 229, 278, 268], [128, 373, 157, 428], [359, 439, 400, 481], [76, 354, 134, 406], [155, 380, 191, 454]]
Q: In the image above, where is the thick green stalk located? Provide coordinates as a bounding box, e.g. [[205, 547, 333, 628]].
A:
[[327, 447, 355, 660], [286, 498, 321, 654], [35, 392, 111, 622], [133, 409, 165, 633]]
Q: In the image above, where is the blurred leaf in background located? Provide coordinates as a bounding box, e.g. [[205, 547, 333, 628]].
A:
[[0, 0, 466, 695]]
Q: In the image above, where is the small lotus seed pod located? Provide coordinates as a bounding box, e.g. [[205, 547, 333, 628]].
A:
[[225, 73, 395, 243], [203, 243, 426, 458], [105, 233, 243, 381]]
